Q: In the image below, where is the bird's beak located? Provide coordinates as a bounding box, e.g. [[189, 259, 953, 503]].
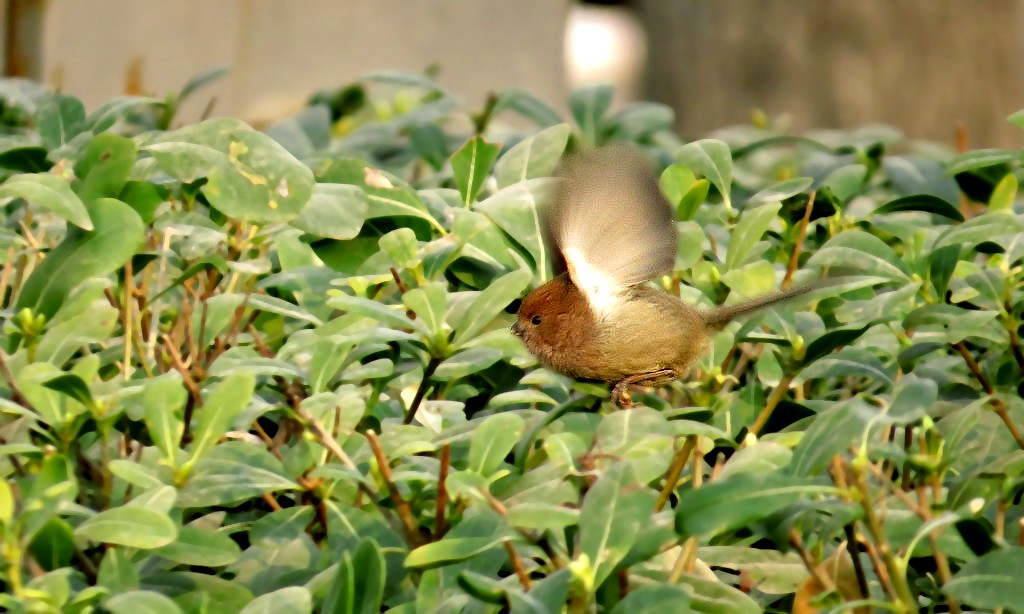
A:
[[510, 321, 523, 337]]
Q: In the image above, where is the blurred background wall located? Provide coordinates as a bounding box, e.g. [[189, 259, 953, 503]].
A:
[[3, 0, 1024, 146]]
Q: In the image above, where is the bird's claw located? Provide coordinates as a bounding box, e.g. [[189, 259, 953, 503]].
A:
[[611, 382, 633, 408]]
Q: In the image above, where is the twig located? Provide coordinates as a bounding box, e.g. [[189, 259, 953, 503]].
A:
[[953, 341, 1024, 449], [789, 528, 836, 595], [504, 540, 532, 591], [915, 485, 960, 614], [783, 191, 816, 290], [655, 437, 696, 512], [403, 357, 440, 425], [748, 374, 794, 436], [842, 524, 870, 602], [852, 461, 917, 609], [435, 444, 450, 538], [0, 350, 31, 408], [366, 430, 422, 547]]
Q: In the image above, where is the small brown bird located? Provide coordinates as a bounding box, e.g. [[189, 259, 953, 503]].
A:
[[511, 144, 814, 407]]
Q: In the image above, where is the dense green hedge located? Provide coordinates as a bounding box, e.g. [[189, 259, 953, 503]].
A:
[[0, 69, 1023, 613]]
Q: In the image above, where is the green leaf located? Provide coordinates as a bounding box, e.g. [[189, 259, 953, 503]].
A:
[[186, 372, 255, 467], [239, 588, 311, 614], [378, 227, 420, 270], [946, 149, 1021, 175], [146, 118, 315, 223], [1008, 107, 1024, 129], [15, 197, 144, 320], [106, 591, 184, 614], [677, 575, 760, 614], [677, 139, 733, 209], [887, 374, 937, 425], [675, 474, 834, 538], [403, 282, 448, 337], [936, 212, 1024, 250], [929, 243, 960, 298], [177, 66, 230, 105], [988, 172, 1017, 213], [748, 177, 813, 206], [327, 293, 422, 333], [41, 373, 98, 412], [322, 538, 386, 614], [493, 123, 571, 189], [823, 164, 867, 202], [476, 178, 559, 278], [659, 164, 696, 207], [790, 398, 874, 475], [579, 462, 656, 587], [87, 96, 163, 132], [801, 323, 872, 366], [405, 536, 507, 570], [678, 179, 710, 221], [570, 83, 614, 146], [98, 547, 139, 593], [0, 173, 92, 230], [452, 267, 532, 346], [944, 548, 1024, 611], [178, 444, 299, 507], [451, 136, 502, 206], [290, 183, 368, 240], [74, 132, 138, 203], [506, 503, 580, 531], [34, 94, 86, 150], [805, 229, 911, 282], [469, 413, 525, 476], [873, 193, 965, 222], [725, 202, 781, 270], [75, 507, 178, 549], [493, 88, 564, 127], [433, 347, 503, 381], [608, 585, 692, 614], [153, 525, 243, 567], [410, 124, 450, 171]]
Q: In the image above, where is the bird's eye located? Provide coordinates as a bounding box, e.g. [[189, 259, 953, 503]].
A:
[[531, 315, 542, 326]]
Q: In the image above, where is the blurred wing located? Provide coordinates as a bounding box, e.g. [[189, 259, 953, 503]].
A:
[[549, 145, 677, 316]]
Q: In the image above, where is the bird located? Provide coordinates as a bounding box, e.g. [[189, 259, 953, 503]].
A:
[[511, 144, 815, 407]]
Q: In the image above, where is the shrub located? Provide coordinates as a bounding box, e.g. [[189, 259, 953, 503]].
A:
[[0, 69, 1022, 613]]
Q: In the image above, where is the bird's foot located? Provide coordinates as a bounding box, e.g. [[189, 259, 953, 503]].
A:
[[610, 382, 634, 408]]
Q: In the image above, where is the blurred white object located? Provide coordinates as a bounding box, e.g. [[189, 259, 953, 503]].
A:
[[565, 2, 647, 103]]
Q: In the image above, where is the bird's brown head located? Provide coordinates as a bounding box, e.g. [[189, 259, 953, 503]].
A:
[[512, 274, 594, 368]]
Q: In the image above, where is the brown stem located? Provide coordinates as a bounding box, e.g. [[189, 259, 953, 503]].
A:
[[915, 485, 959, 614], [789, 528, 835, 594], [504, 540, 532, 591], [655, 437, 696, 512], [953, 341, 1024, 449], [748, 374, 794, 436], [403, 357, 440, 425], [783, 190, 816, 290], [842, 524, 870, 602], [366, 430, 422, 547], [435, 444, 451, 538], [0, 349, 31, 409]]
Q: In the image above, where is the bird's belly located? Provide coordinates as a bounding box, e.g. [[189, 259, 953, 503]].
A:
[[579, 297, 710, 382]]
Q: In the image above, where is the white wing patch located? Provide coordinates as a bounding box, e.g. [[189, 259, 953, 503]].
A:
[[564, 246, 623, 318]]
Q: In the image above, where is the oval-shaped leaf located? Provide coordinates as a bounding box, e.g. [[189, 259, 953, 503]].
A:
[[75, 507, 177, 549], [0, 173, 92, 230], [873, 194, 965, 222]]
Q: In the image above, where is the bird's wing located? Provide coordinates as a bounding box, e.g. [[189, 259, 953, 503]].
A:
[[548, 144, 678, 317]]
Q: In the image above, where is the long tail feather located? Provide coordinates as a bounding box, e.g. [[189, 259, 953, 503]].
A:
[[701, 285, 816, 328]]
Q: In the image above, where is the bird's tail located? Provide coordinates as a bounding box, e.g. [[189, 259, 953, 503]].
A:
[[701, 284, 819, 328]]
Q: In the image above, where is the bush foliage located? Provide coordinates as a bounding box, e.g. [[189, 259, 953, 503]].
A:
[[0, 69, 1023, 613]]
